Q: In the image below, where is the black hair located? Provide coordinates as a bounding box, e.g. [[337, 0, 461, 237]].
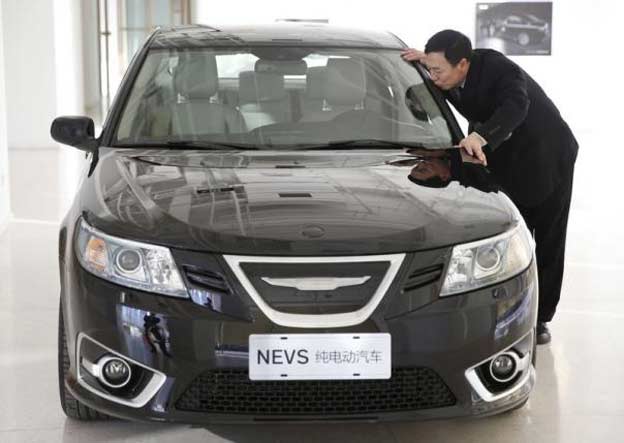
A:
[[424, 30, 473, 66], [407, 173, 449, 189]]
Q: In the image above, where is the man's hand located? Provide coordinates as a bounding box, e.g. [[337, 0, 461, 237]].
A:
[[459, 149, 483, 164], [458, 133, 488, 166], [401, 48, 426, 62]]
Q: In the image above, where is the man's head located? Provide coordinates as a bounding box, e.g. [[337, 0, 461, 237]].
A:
[[424, 30, 472, 90], [408, 158, 452, 188]]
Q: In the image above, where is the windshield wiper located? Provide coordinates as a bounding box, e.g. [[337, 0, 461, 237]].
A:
[[113, 140, 259, 150], [293, 139, 439, 150]]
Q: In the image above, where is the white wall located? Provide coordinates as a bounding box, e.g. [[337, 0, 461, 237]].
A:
[[191, 0, 623, 135], [1, 0, 86, 150], [81, 0, 102, 120], [2, 0, 58, 149], [54, 0, 85, 117], [0, 1, 10, 231]]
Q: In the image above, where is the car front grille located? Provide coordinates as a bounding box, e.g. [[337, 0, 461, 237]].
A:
[[237, 261, 391, 314], [175, 367, 456, 415]]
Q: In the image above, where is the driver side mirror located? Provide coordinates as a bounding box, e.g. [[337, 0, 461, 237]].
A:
[[50, 116, 99, 152]]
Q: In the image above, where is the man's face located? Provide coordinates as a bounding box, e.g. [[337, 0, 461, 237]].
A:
[[410, 159, 451, 182], [423, 52, 469, 90]]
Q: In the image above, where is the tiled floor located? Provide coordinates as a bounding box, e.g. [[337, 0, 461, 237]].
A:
[[1, 134, 623, 442]]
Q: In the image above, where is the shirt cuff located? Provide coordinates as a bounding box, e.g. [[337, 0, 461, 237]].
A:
[[470, 131, 488, 147]]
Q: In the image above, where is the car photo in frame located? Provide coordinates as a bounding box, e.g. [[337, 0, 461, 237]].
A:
[[476, 2, 553, 55]]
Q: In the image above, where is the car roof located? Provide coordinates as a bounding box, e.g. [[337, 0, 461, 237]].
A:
[[150, 23, 407, 50]]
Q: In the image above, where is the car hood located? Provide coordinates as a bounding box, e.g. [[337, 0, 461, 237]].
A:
[[79, 147, 518, 256]]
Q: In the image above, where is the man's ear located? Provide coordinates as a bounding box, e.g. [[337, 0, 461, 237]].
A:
[[458, 58, 470, 74]]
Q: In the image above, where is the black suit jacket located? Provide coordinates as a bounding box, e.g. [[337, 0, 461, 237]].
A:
[[444, 49, 578, 206]]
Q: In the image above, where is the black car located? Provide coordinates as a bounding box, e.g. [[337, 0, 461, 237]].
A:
[[53, 24, 538, 423]]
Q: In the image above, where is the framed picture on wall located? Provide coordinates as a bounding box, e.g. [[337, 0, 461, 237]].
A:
[[475, 2, 552, 55]]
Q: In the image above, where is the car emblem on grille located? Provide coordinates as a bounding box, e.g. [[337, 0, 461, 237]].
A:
[[260, 276, 371, 291]]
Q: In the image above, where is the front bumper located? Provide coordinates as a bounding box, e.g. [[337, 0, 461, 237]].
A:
[[60, 248, 538, 423]]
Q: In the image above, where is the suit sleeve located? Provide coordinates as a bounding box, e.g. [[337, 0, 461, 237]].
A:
[[473, 62, 530, 151]]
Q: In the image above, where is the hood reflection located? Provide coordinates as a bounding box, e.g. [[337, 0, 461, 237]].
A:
[[387, 147, 501, 194], [83, 146, 514, 256]]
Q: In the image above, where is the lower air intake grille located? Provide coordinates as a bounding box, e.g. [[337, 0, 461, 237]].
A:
[[175, 367, 456, 415]]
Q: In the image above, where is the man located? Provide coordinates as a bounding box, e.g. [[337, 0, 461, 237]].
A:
[[402, 30, 578, 345]]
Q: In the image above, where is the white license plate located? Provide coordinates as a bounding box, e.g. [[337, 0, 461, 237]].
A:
[[248, 333, 391, 381]]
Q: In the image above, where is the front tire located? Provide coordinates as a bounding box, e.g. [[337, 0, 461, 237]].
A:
[[58, 300, 109, 420]]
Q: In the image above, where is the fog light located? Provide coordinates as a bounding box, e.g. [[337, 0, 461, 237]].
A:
[[489, 353, 517, 383], [99, 356, 132, 388]]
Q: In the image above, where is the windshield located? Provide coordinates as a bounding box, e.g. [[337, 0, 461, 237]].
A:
[[114, 46, 453, 149]]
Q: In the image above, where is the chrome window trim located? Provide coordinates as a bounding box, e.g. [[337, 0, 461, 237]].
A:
[[223, 253, 406, 328], [76, 333, 167, 409]]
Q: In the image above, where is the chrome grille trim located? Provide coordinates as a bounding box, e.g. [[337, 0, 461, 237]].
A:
[[223, 254, 406, 328]]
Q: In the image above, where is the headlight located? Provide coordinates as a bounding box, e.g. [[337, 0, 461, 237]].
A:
[[75, 219, 188, 298], [440, 224, 534, 296]]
